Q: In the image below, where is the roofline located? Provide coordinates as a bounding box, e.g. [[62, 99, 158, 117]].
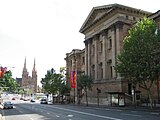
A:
[[149, 10, 160, 19], [79, 3, 152, 33]]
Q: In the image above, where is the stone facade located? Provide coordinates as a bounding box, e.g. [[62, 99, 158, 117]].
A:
[[65, 49, 85, 102], [79, 4, 152, 105], [22, 57, 37, 93], [65, 4, 160, 105]]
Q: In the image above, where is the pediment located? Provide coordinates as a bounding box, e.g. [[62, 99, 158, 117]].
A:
[[80, 4, 114, 33], [79, 4, 152, 33]]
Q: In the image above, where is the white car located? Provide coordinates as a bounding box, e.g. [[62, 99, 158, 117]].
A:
[[3, 101, 14, 109]]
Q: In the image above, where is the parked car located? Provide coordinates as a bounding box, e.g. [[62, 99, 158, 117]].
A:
[[30, 99, 35, 102], [40, 98, 48, 104], [12, 97, 16, 100], [3, 101, 14, 109]]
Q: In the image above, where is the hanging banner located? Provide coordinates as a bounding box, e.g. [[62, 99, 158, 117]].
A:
[[70, 71, 76, 88], [0, 67, 7, 78], [0, 69, 2, 78]]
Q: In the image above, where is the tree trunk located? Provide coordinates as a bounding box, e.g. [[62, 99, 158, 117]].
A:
[[147, 89, 153, 109], [157, 79, 160, 103], [85, 88, 88, 106]]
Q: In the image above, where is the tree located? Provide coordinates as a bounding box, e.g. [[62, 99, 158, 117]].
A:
[[115, 17, 160, 109], [41, 68, 63, 103], [77, 74, 93, 106], [59, 81, 71, 103], [0, 70, 19, 92]]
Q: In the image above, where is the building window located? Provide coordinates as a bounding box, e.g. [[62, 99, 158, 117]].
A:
[[100, 42, 103, 52], [108, 37, 112, 49], [126, 15, 128, 20], [110, 66, 113, 78], [92, 45, 95, 56], [133, 17, 136, 21], [98, 42, 103, 53], [101, 67, 103, 79], [70, 60, 72, 66], [82, 57, 85, 65]]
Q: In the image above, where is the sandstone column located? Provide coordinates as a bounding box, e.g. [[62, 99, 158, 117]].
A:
[[88, 40, 91, 76], [85, 41, 88, 75]]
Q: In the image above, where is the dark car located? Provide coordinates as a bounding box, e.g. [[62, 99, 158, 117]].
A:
[[3, 101, 14, 109], [40, 98, 48, 104], [30, 99, 35, 102]]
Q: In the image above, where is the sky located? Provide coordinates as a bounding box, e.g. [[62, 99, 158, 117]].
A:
[[0, 0, 159, 85]]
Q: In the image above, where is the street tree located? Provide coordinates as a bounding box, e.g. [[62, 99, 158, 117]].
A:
[[41, 68, 63, 103], [0, 70, 19, 92], [115, 17, 160, 109], [77, 74, 93, 106]]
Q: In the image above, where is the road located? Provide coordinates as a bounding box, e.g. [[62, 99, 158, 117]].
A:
[[1, 95, 160, 120], [1, 100, 160, 120]]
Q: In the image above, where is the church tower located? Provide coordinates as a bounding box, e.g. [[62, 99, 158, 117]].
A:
[[32, 58, 37, 92], [21, 57, 37, 93], [22, 57, 29, 87]]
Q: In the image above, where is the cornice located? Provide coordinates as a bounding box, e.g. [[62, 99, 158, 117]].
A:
[[79, 3, 152, 34]]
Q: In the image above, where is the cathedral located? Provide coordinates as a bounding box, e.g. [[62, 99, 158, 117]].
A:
[[21, 57, 37, 93]]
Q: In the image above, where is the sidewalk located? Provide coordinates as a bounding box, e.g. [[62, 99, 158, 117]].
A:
[[68, 103, 160, 112]]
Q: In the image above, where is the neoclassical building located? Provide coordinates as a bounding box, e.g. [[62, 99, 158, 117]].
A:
[[65, 4, 160, 105], [22, 57, 37, 93], [65, 49, 85, 102]]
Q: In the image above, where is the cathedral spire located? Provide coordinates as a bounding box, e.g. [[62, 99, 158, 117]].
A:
[[33, 58, 36, 71], [32, 58, 37, 85], [23, 56, 27, 71]]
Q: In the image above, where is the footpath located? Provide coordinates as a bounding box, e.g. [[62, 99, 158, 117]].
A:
[[68, 103, 160, 112]]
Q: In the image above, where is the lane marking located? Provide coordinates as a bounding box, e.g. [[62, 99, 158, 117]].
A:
[[67, 115, 74, 117], [105, 108, 122, 111], [30, 118, 34, 120], [151, 112, 159, 115], [56, 115, 60, 117], [52, 106, 123, 120], [122, 113, 141, 117]]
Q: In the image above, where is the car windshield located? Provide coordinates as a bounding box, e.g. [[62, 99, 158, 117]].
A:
[[41, 99, 46, 101], [5, 102, 12, 104]]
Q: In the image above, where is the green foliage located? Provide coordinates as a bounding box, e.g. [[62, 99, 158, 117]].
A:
[[116, 17, 160, 85], [41, 68, 62, 95], [115, 17, 160, 109], [0, 70, 19, 92], [77, 74, 93, 106], [59, 81, 71, 96], [77, 74, 93, 90]]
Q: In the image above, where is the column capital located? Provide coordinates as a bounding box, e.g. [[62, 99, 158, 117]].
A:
[[84, 38, 92, 45]]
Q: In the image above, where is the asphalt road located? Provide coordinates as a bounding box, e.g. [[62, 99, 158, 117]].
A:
[[1, 99, 160, 120]]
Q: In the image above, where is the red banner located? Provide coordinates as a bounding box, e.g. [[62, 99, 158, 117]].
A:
[[0, 67, 7, 78], [70, 71, 76, 88]]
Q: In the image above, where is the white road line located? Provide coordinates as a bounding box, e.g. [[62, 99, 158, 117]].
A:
[[56, 115, 60, 117], [122, 113, 142, 117], [151, 112, 159, 115], [67, 115, 74, 117], [52, 106, 123, 120], [30, 118, 34, 120], [18, 110, 23, 113], [105, 108, 122, 111]]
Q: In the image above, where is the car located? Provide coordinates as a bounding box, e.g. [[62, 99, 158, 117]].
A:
[[40, 98, 48, 104], [12, 97, 16, 100], [30, 99, 35, 102], [3, 101, 14, 109], [20, 98, 24, 100]]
